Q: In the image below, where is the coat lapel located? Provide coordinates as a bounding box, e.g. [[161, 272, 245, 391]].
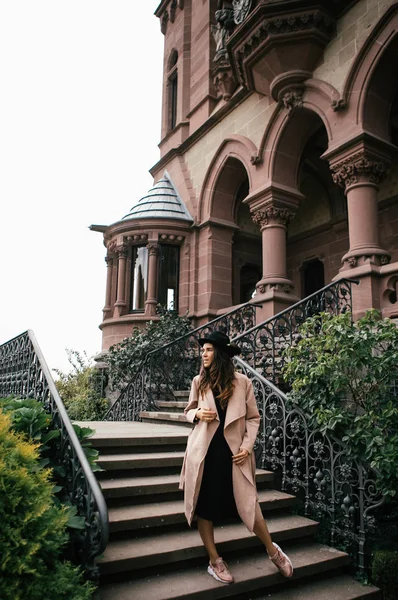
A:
[[224, 379, 246, 430], [201, 387, 220, 422]]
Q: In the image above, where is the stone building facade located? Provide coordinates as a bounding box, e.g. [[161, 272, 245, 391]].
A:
[[92, 0, 398, 351]]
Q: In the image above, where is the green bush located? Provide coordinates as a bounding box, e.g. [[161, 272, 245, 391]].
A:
[[54, 349, 109, 420], [371, 550, 398, 599], [0, 410, 94, 599], [283, 310, 398, 498], [108, 305, 192, 389]]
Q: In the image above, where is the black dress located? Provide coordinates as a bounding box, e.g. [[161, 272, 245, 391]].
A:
[[195, 390, 239, 523]]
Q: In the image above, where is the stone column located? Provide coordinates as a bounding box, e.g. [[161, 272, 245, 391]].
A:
[[114, 244, 128, 317], [245, 186, 301, 320], [328, 145, 392, 316], [103, 254, 114, 318], [330, 149, 390, 269], [145, 243, 159, 317]]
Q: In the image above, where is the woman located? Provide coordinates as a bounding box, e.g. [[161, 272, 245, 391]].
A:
[[179, 330, 293, 584]]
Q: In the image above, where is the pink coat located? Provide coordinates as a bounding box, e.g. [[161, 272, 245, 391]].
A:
[[179, 372, 261, 532]]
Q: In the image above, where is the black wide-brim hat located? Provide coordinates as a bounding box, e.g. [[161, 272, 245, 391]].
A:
[[198, 330, 241, 357]]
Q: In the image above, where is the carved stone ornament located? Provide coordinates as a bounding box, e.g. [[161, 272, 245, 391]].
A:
[[115, 244, 128, 258], [233, 0, 252, 25], [213, 64, 237, 100], [105, 255, 113, 266], [256, 283, 266, 294], [107, 240, 117, 253], [161, 10, 169, 34], [331, 98, 347, 112], [281, 88, 304, 114], [251, 209, 268, 230], [147, 243, 160, 256], [331, 151, 390, 189], [347, 257, 357, 268], [250, 155, 262, 166], [380, 255, 390, 265], [170, 0, 177, 23]]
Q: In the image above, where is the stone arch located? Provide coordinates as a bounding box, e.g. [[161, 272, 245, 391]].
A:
[[199, 135, 259, 223], [258, 79, 342, 189], [342, 3, 398, 141]]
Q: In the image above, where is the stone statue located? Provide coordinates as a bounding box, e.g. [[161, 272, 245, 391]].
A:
[[211, 5, 235, 62]]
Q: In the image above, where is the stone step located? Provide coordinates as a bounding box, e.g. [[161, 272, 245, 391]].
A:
[[108, 489, 296, 533], [76, 421, 189, 450], [98, 450, 186, 471], [254, 573, 381, 599], [140, 411, 192, 427], [99, 514, 318, 576], [156, 401, 187, 412], [173, 391, 190, 398], [99, 542, 351, 600], [100, 469, 274, 500]]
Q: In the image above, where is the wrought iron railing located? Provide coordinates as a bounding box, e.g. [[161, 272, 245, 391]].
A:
[[0, 330, 108, 580], [234, 278, 358, 386], [235, 356, 383, 575], [105, 301, 259, 420]]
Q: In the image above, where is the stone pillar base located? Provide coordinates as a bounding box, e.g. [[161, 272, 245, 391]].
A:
[[252, 287, 300, 323], [334, 265, 381, 319]]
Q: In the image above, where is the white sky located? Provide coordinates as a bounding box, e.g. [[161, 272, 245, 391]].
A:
[[0, 1, 164, 374]]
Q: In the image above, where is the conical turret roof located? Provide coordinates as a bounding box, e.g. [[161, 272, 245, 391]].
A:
[[122, 173, 193, 223]]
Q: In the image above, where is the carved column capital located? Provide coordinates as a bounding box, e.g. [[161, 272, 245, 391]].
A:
[[115, 244, 128, 258], [330, 150, 390, 190], [105, 255, 113, 266], [147, 243, 160, 256], [251, 205, 294, 230]]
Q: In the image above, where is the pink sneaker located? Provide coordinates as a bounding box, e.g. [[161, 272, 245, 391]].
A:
[[207, 557, 234, 584], [269, 543, 293, 578]]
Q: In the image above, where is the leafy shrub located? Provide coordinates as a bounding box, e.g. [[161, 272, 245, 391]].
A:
[[0, 397, 101, 529], [0, 410, 94, 599], [283, 310, 398, 498], [371, 550, 398, 599], [54, 349, 109, 420], [108, 305, 192, 389]]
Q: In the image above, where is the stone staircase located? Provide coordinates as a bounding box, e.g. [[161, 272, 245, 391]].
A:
[[82, 401, 381, 600]]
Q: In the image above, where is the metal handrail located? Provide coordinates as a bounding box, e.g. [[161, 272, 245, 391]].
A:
[[234, 355, 384, 576], [232, 278, 359, 383], [104, 299, 260, 420], [0, 330, 109, 579]]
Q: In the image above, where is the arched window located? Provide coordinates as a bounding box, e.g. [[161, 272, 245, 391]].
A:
[[168, 50, 178, 131], [129, 246, 148, 312]]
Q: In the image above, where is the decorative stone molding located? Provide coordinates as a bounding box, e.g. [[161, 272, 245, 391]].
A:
[[105, 255, 113, 265], [147, 243, 160, 256], [230, 8, 335, 92], [159, 234, 184, 242], [126, 234, 148, 243], [232, 0, 252, 25], [107, 240, 117, 253], [256, 282, 293, 294], [380, 255, 391, 266], [280, 88, 304, 114], [331, 150, 390, 189]]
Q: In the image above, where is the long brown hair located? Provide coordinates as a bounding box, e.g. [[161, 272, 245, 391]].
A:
[[198, 345, 235, 409]]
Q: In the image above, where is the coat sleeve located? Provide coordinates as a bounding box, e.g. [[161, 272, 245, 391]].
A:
[[240, 378, 260, 454], [184, 376, 200, 423]]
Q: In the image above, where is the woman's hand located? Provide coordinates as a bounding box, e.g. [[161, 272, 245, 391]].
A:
[[196, 408, 217, 423], [232, 448, 249, 465]]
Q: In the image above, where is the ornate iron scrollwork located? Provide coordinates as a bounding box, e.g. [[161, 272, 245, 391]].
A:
[[0, 331, 108, 580], [235, 357, 384, 576]]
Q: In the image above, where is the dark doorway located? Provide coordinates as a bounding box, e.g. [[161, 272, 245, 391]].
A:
[[240, 264, 261, 303], [303, 259, 325, 297]]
